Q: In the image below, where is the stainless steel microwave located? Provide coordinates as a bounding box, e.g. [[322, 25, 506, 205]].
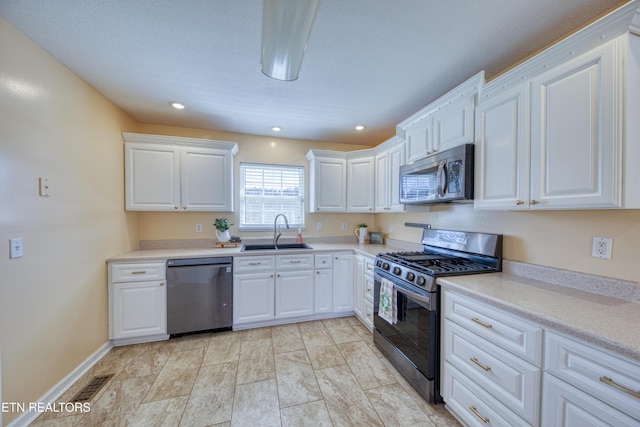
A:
[[399, 144, 474, 204]]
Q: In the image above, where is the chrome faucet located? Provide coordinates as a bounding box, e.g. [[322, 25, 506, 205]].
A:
[[273, 213, 289, 244]]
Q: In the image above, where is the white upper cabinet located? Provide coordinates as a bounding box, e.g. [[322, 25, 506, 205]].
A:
[[306, 150, 347, 212], [346, 153, 375, 212], [476, 31, 640, 210], [398, 71, 483, 163], [529, 40, 621, 209], [307, 149, 375, 213], [375, 136, 405, 213], [123, 133, 238, 212], [475, 83, 531, 210], [474, 0, 640, 210]]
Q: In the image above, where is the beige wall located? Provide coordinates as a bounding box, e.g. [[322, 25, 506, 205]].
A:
[[135, 123, 376, 242], [376, 205, 640, 282], [0, 18, 139, 425]]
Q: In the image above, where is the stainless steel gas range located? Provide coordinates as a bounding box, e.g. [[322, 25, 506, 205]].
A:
[[373, 228, 503, 403]]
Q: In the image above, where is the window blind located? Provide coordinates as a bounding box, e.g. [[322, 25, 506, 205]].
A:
[[239, 162, 305, 230]]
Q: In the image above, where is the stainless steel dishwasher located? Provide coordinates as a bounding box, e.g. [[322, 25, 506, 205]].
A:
[[166, 257, 233, 335]]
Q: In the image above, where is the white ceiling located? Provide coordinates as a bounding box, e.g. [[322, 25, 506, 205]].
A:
[[0, 0, 627, 146]]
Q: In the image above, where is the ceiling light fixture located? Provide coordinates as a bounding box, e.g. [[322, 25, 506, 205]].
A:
[[170, 102, 185, 110], [261, 0, 319, 81], [355, 125, 366, 131], [271, 126, 282, 132]]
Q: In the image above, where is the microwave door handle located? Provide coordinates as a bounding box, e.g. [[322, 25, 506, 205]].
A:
[[437, 161, 448, 197]]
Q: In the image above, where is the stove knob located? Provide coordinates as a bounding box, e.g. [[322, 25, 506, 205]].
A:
[[382, 262, 390, 271], [376, 260, 382, 268], [406, 272, 415, 282], [393, 267, 401, 276], [416, 276, 426, 287]]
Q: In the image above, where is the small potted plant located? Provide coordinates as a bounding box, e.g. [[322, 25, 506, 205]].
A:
[[355, 223, 368, 244], [214, 218, 233, 242]]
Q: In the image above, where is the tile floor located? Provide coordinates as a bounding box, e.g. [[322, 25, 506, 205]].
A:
[[31, 317, 461, 426]]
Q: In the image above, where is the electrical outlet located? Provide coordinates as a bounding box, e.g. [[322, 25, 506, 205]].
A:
[[316, 222, 323, 231], [195, 224, 203, 233], [388, 223, 393, 233], [341, 223, 347, 231], [592, 237, 612, 259]]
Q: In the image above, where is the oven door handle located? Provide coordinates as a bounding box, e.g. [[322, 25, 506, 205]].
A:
[[395, 286, 431, 305]]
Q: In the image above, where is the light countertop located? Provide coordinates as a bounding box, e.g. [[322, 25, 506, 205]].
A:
[[106, 242, 400, 263], [438, 272, 640, 362]]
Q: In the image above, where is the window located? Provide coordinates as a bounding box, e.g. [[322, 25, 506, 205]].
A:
[[239, 162, 305, 230]]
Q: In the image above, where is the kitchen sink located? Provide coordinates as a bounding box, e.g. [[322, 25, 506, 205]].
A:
[[241, 243, 313, 252]]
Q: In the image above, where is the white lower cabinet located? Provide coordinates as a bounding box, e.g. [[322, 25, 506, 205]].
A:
[[233, 271, 275, 324], [109, 262, 168, 344], [442, 289, 640, 427], [332, 253, 354, 313], [542, 331, 640, 426], [442, 289, 542, 426], [314, 254, 333, 314], [275, 270, 314, 318], [234, 253, 356, 328], [353, 253, 375, 331]]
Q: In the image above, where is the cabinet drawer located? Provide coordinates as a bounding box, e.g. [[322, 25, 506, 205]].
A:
[[443, 290, 542, 365], [542, 373, 639, 427], [314, 253, 333, 269], [442, 362, 530, 427], [363, 256, 375, 278], [545, 331, 640, 421], [111, 262, 166, 283], [234, 256, 276, 273], [364, 275, 374, 303], [444, 321, 540, 425], [276, 254, 314, 271]]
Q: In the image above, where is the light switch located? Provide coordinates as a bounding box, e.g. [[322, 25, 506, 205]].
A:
[[10, 238, 23, 259], [39, 177, 50, 197]]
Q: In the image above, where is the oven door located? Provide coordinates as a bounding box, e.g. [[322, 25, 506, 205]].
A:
[[373, 271, 437, 380]]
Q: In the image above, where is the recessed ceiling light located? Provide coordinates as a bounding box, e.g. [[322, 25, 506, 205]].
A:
[[355, 125, 366, 131], [271, 126, 282, 132], [170, 102, 185, 110]]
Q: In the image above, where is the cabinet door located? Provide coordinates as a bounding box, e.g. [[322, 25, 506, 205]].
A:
[[530, 40, 621, 209], [387, 143, 406, 212], [310, 157, 347, 212], [347, 156, 375, 212], [181, 146, 233, 211], [542, 374, 639, 427], [374, 152, 389, 212], [125, 143, 180, 211], [314, 269, 333, 314], [233, 272, 275, 325], [434, 96, 475, 152], [275, 270, 314, 319], [474, 84, 530, 210], [332, 253, 354, 313], [111, 280, 167, 339], [353, 255, 365, 319], [405, 118, 433, 162]]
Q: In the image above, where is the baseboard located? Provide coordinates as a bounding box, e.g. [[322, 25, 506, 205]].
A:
[[7, 341, 113, 427], [112, 334, 169, 347], [232, 311, 355, 331]]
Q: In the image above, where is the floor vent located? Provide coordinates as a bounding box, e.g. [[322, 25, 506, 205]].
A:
[[70, 374, 114, 403]]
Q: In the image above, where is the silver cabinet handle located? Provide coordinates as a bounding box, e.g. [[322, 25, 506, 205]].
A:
[[599, 376, 640, 399], [289, 260, 302, 264], [248, 262, 262, 266], [160, 282, 165, 286], [130, 271, 146, 275]]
